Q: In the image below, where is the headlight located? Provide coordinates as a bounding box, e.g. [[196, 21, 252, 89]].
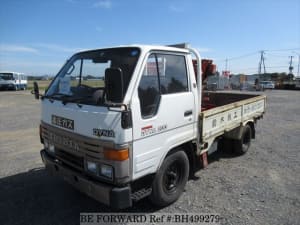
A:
[[100, 164, 113, 179], [48, 143, 55, 153], [86, 161, 113, 179], [87, 161, 97, 174], [44, 140, 49, 149], [44, 140, 55, 154]]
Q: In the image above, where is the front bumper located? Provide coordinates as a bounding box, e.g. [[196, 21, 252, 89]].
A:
[[0, 83, 15, 90], [41, 150, 132, 209]]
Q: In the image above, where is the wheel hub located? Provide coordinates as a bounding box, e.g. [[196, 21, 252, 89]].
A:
[[164, 163, 180, 192]]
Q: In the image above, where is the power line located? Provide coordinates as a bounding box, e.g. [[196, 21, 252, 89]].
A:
[[266, 53, 292, 58], [265, 48, 300, 52], [230, 65, 288, 74], [266, 66, 289, 68], [226, 51, 259, 61], [223, 48, 300, 62], [236, 65, 287, 71], [218, 48, 300, 74]]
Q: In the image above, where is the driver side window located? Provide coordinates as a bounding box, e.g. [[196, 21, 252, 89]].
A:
[[138, 53, 188, 118], [138, 54, 160, 118]]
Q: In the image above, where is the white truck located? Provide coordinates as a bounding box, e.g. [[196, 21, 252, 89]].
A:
[[0, 71, 27, 90], [33, 44, 266, 209]]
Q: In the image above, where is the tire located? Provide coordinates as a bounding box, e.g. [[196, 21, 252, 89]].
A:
[[150, 150, 189, 207], [233, 125, 252, 155], [218, 138, 233, 152]]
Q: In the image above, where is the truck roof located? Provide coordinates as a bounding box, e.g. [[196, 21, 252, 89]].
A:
[[77, 44, 190, 54]]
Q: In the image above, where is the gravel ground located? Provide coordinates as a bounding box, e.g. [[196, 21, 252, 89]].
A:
[[0, 90, 299, 225]]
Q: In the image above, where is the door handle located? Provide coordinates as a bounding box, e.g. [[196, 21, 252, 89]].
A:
[[184, 110, 193, 117]]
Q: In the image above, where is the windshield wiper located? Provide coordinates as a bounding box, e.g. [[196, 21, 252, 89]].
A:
[[46, 93, 71, 98], [60, 95, 96, 107], [45, 93, 92, 108], [45, 93, 72, 103]]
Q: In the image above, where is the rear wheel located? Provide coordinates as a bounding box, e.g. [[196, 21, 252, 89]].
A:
[[150, 150, 189, 207], [233, 125, 252, 155], [218, 138, 233, 152]]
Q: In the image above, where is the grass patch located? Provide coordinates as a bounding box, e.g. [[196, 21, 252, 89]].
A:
[[27, 80, 51, 91], [27, 79, 104, 92]]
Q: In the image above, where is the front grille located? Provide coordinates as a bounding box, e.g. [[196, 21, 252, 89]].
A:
[[41, 123, 107, 161], [41, 122, 118, 171], [55, 149, 84, 169]]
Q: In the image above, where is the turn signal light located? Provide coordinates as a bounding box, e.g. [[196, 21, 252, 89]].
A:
[[103, 148, 129, 161]]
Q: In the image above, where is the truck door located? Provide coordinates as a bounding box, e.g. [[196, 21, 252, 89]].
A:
[[131, 52, 197, 180]]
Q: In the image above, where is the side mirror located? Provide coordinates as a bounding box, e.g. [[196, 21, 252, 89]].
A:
[[32, 81, 40, 99], [105, 68, 124, 103]]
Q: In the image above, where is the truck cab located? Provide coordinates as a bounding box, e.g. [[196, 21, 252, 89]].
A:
[[36, 44, 265, 209]]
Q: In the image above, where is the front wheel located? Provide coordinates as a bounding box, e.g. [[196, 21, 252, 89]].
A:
[[149, 150, 189, 207], [233, 125, 252, 155]]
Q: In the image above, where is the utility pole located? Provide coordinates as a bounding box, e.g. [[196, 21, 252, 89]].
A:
[[297, 54, 300, 77], [222, 58, 230, 78], [292, 51, 299, 78], [288, 56, 294, 75], [258, 50, 266, 80], [287, 56, 294, 81]]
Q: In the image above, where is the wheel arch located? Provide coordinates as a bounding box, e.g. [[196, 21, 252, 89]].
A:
[[244, 120, 255, 139], [159, 141, 197, 178]]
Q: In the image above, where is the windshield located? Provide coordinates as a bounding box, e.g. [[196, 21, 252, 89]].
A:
[[46, 47, 140, 106], [0, 73, 14, 80]]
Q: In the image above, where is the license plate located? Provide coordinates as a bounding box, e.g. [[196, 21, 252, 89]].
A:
[[51, 115, 74, 130]]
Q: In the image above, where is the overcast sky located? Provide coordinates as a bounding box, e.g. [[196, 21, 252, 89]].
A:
[[0, 0, 299, 75]]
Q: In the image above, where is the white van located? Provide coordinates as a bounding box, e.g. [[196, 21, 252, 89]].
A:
[[0, 71, 27, 90], [260, 81, 275, 89]]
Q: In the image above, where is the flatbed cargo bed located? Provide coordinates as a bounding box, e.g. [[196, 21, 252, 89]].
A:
[[199, 92, 266, 152]]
